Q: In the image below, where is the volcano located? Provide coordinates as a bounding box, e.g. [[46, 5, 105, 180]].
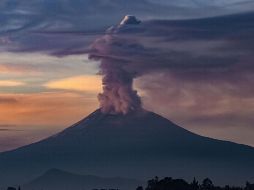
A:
[[0, 109, 254, 186]]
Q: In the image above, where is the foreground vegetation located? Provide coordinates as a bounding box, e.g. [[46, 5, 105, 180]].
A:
[[137, 177, 254, 190], [5, 176, 254, 190]]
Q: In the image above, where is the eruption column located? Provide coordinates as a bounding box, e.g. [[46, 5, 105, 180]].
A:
[[89, 16, 142, 114]]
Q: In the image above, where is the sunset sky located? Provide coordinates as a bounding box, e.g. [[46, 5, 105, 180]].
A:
[[0, 53, 102, 151], [0, 0, 254, 152]]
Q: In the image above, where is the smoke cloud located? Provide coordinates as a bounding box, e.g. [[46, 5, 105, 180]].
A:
[[88, 13, 254, 115], [89, 17, 142, 114], [96, 59, 141, 114]]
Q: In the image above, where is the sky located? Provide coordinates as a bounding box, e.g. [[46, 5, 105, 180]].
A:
[[0, 0, 254, 152]]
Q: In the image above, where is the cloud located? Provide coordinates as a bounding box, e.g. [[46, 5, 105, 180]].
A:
[[1, 0, 253, 56], [0, 92, 99, 127], [0, 0, 189, 56], [0, 128, 22, 131], [0, 97, 18, 104], [134, 72, 254, 146], [44, 75, 102, 92], [88, 12, 254, 114], [89, 17, 144, 114], [0, 80, 25, 87], [0, 52, 99, 77], [0, 63, 38, 74]]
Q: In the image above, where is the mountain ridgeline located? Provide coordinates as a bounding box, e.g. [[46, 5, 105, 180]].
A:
[[24, 168, 143, 190], [0, 109, 254, 186]]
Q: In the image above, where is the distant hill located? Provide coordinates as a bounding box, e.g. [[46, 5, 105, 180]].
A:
[[24, 168, 143, 190]]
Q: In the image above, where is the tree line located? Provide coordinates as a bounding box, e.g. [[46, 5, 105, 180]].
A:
[[136, 177, 254, 190], [4, 177, 254, 190]]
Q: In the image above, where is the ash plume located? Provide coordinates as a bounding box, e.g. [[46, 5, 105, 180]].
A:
[[89, 13, 254, 118], [89, 16, 142, 114]]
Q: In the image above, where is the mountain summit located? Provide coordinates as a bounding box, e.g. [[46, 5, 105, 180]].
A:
[[0, 109, 254, 186]]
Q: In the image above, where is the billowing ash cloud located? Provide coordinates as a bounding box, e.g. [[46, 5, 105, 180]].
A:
[[88, 12, 254, 116], [89, 16, 142, 114]]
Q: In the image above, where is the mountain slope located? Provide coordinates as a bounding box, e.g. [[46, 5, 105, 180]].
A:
[[24, 168, 143, 190], [0, 109, 254, 186]]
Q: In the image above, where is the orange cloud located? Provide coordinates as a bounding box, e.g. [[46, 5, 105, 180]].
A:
[[0, 64, 39, 75], [0, 64, 25, 73], [44, 75, 102, 92], [0, 92, 99, 127], [0, 80, 25, 87]]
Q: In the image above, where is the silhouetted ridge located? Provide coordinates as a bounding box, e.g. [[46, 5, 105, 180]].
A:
[[25, 168, 143, 190]]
